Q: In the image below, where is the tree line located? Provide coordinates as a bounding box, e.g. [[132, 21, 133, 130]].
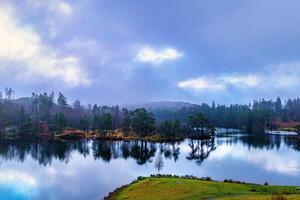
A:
[[139, 97, 300, 133], [0, 90, 299, 135]]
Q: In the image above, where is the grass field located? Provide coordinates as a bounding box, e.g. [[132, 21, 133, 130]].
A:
[[105, 177, 300, 200]]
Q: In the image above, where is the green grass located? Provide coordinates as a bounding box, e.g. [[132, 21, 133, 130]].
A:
[[105, 177, 300, 200]]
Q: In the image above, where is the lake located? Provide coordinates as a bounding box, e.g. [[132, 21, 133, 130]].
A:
[[0, 133, 299, 200]]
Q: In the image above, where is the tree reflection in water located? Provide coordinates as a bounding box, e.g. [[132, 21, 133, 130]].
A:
[[222, 134, 300, 151], [92, 140, 157, 164], [158, 142, 180, 162], [284, 136, 300, 151], [0, 137, 181, 166], [0, 138, 82, 165], [0, 134, 299, 167], [239, 134, 282, 150], [186, 138, 216, 165]]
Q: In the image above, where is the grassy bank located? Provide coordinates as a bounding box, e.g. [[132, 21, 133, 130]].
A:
[[105, 176, 300, 200]]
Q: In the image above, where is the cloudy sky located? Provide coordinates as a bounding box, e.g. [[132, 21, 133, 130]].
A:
[[0, 0, 300, 105]]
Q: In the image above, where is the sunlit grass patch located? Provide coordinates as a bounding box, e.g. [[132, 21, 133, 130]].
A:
[[105, 176, 300, 200]]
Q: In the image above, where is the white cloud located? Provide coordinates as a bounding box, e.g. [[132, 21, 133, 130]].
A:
[[135, 46, 182, 64], [56, 1, 72, 15], [222, 75, 260, 87], [0, 5, 90, 87], [0, 170, 38, 187], [178, 77, 225, 91], [178, 74, 260, 91], [178, 62, 300, 93]]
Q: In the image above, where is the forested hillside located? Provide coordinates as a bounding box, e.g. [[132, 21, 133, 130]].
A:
[[134, 97, 300, 132]]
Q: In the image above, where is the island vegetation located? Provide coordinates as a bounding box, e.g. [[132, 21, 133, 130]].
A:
[[105, 175, 300, 200]]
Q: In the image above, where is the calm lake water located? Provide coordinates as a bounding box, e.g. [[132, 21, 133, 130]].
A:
[[0, 133, 300, 200]]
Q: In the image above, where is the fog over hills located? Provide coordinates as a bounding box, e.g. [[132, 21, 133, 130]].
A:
[[11, 97, 198, 111], [125, 101, 198, 111]]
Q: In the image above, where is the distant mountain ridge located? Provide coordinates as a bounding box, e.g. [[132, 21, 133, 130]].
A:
[[11, 98, 198, 111], [126, 101, 198, 111]]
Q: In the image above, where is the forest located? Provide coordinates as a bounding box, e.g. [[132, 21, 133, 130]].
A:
[[149, 97, 300, 133], [0, 88, 300, 138]]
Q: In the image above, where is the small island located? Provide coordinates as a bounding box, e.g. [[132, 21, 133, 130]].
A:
[[105, 175, 300, 200]]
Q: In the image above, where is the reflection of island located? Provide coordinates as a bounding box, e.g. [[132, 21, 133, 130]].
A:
[[92, 140, 157, 164], [186, 138, 216, 165], [159, 143, 180, 162]]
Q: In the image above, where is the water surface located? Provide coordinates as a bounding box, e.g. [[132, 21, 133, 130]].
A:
[[0, 133, 299, 200]]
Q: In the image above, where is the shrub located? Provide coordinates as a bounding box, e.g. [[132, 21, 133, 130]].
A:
[[271, 195, 287, 200], [264, 182, 269, 186]]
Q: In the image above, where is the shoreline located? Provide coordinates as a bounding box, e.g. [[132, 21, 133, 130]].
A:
[[52, 129, 215, 142], [2, 128, 300, 143], [0, 131, 214, 143], [53, 131, 186, 142]]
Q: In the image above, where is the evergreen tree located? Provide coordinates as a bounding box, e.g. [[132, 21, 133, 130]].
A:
[[53, 113, 67, 132], [94, 113, 113, 135], [275, 96, 282, 114], [122, 108, 131, 136], [131, 108, 155, 136], [57, 92, 68, 108], [80, 115, 90, 132], [188, 113, 209, 136]]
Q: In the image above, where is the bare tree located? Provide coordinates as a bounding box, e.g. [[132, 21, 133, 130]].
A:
[[5, 88, 13, 100], [5, 88, 8, 99]]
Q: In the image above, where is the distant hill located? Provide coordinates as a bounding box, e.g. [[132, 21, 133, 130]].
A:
[[11, 97, 34, 113], [126, 101, 198, 111], [13, 97, 33, 105]]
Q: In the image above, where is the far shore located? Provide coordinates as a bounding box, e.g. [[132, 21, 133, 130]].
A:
[[2, 127, 300, 143]]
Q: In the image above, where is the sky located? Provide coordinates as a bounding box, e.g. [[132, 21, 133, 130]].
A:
[[0, 0, 300, 105]]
